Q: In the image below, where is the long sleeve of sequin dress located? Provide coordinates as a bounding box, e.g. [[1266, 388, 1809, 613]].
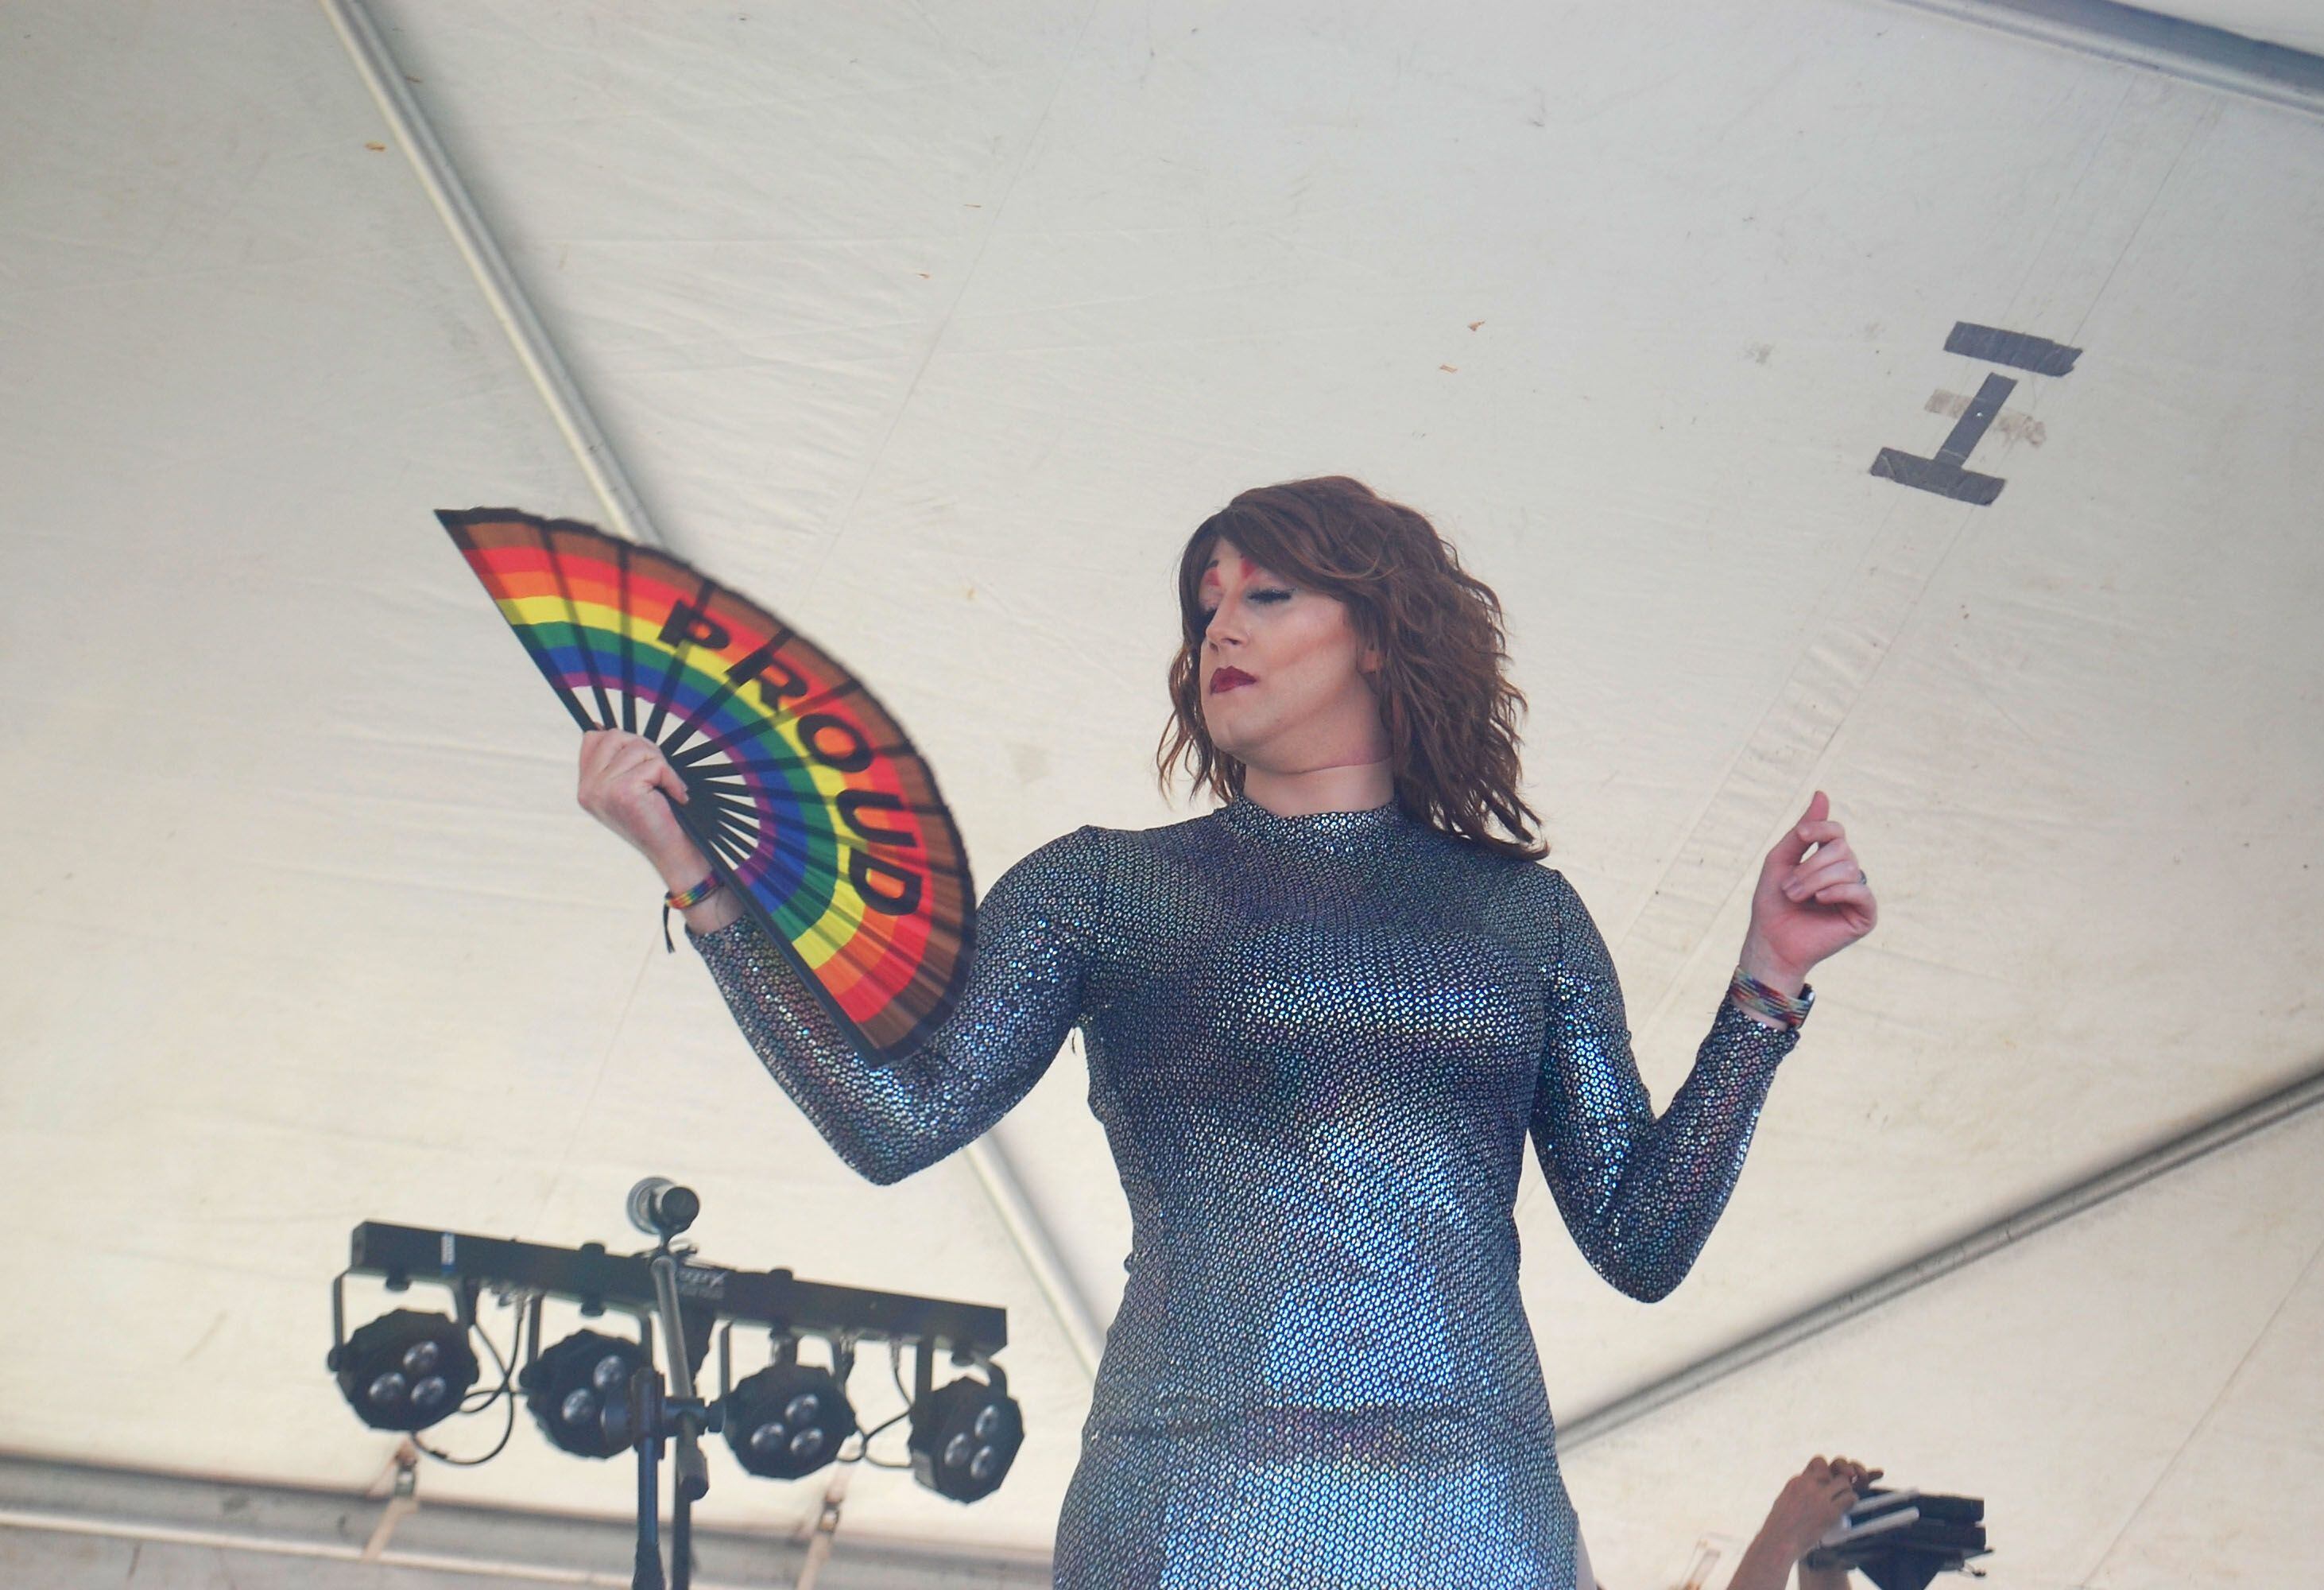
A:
[[686, 825, 1106, 1185], [1527, 865, 1803, 1303]]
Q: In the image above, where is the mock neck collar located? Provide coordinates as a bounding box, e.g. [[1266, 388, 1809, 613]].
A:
[[1218, 793, 1408, 855]]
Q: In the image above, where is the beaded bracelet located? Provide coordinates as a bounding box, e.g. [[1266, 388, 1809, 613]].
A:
[[661, 873, 725, 952], [1728, 965, 1815, 1030]]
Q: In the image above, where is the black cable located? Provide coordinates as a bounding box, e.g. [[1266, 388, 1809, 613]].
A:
[[419, 1300, 523, 1467], [846, 1340, 918, 1468], [460, 1301, 520, 1410], [852, 1406, 912, 1455]]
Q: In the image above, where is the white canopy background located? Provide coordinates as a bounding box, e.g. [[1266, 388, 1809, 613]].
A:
[[2, 2, 2319, 1586]]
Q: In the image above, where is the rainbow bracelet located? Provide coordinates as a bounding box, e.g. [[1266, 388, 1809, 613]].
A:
[[1728, 966, 1815, 1030], [666, 874, 723, 909], [662, 873, 726, 952]]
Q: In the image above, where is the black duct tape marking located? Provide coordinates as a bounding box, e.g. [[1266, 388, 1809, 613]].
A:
[[1871, 449, 2008, 505], [1936, 373, 2016, 463], [1946, 322, 2082, 376], [1870, 372, 2017, 505]]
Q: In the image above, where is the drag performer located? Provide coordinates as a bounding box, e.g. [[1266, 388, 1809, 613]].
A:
[[578, 476, 1878, 1589]]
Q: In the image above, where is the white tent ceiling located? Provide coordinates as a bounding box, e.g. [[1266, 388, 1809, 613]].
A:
[[2, 2, 2319, 1587]]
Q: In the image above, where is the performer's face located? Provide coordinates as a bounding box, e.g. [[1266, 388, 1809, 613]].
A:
[[1196, 537, 1387, 774]]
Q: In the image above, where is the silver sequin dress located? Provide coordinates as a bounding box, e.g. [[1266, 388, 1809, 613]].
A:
[[691, 796, 1807, 1589]]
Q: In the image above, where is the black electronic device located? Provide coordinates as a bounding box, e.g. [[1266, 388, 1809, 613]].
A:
[[1805, 1485, 1991, 1590]]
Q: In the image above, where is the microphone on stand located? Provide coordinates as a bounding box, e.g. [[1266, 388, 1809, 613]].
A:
[[626, 1177, 701, 1240]]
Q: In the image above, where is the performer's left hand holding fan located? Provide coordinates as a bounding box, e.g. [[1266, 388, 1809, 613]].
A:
[[441, 508, 972, 1064]]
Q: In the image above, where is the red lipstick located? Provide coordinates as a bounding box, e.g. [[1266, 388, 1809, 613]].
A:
[[1209, 666, 1257, 695]]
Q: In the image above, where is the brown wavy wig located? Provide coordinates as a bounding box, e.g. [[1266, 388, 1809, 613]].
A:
[[1156, 476, 1547, 860]]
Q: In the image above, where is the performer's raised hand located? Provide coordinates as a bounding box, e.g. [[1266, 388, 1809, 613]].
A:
[[1741, 789, 1878, 985], [576, 728, 707, 890]]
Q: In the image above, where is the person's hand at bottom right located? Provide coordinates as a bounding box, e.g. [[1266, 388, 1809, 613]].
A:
[[1729, 1455, 1882, 1590]]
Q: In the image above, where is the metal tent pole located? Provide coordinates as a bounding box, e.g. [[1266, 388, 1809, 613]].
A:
[[1560, 1057, 2324, 1448], [1886, 0, 2324, 118]]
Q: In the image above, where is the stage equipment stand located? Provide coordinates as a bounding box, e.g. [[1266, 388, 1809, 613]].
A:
[[625, 1181, 716, 1590]]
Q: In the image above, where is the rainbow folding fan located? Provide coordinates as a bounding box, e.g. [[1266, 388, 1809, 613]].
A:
[[441, 507, 973, 1062]]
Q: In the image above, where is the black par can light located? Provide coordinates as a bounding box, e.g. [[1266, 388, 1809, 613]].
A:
[[521, 1329, 652, 1459], [908, 1366, 1024, 1503], [722, 1359, 858, 1480], [329, 1309, 479, 1433]]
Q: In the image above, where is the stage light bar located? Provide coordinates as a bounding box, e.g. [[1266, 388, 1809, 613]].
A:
[[330, 1193, 1020, 1522]]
